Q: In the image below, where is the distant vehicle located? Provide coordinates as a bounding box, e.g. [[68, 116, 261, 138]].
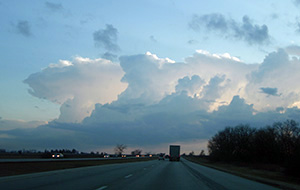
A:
[[104, 154, 109, 158], [158, 153, 165, 160], [52, 153, 64, 158], [158, 155, 164, 160], [122, 154, 126, 158], [169, 145, 180, 161]]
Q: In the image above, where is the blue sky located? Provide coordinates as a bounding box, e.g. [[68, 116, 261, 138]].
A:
[[1, 0, 300, 153]]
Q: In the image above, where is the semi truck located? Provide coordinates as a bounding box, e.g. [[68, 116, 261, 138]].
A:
[[169, 145, 180, 161]]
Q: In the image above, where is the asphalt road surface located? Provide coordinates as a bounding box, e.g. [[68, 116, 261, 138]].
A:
[[0, 158, 279, 190]]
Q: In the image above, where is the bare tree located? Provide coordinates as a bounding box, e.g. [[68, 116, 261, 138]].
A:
[[114, 144, 127, 156], [131, 149, 142, 155], [199, 150, 205, 156]]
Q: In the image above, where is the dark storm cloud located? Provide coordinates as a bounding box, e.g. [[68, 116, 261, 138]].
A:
[[260, 87, 281, 96], [45, 2, 63, 12], [93, 24, 120, 52], [16, 20, 32, 37], [1, 95, 299, 150], [189, 14, 270, 45]]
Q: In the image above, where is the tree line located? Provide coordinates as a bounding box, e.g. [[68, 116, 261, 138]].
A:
[[208, 120, 300, 176]]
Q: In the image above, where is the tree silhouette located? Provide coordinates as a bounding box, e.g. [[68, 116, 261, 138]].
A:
[[207, 120, 300, 177], [114, 144, 127, 156], [131, 149, 142, 155]]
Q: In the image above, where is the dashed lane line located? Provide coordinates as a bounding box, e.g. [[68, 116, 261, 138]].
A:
[[95, 186, 108, 190], [124, 174, 133, 179]]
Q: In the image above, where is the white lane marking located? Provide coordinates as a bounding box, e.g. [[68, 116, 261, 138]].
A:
[[95, 186, 107, 190], [143, 168, 147, 170], [124, 174, 133, 179]]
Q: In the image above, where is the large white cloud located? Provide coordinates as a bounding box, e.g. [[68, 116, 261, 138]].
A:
[[24, 57, 127, 122], [117, 50, 256, 109], [6, 49, 300, 152]]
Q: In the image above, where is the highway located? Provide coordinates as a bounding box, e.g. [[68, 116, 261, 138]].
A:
[[0, 158, 279, 190]]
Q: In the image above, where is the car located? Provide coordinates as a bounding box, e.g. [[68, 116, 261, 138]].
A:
[[104, 154, 109, 158], [52, 153, 64, 158], [158, 156, 165, 160]]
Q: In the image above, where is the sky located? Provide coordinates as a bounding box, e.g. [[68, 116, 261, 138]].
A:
[[1, 0, 300, 154]]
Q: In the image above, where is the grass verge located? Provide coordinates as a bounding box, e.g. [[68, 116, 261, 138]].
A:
[[184, 156, 300, 190]]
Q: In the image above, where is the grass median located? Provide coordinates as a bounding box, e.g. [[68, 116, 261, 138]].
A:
[[0, 157, 157, 177]]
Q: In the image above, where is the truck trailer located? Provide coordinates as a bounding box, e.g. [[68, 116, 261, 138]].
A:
[[169, 145, 180, 161]]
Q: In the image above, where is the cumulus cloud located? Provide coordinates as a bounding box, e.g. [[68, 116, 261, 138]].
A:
[[24, 57, 127, 122], [13, 50, 257, 150], [200, 75, 228, 103], [117, 51, 253, 107], [245, 49, 300, 111], [175, 75, 205, 95], [189, 14, 270, 45], [93, 24, 120, 52], [16, 20, 32, 37], [10, 49, 300, 151]]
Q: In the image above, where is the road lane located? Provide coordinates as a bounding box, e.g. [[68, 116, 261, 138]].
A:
[[0, 158, 280, 190]]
